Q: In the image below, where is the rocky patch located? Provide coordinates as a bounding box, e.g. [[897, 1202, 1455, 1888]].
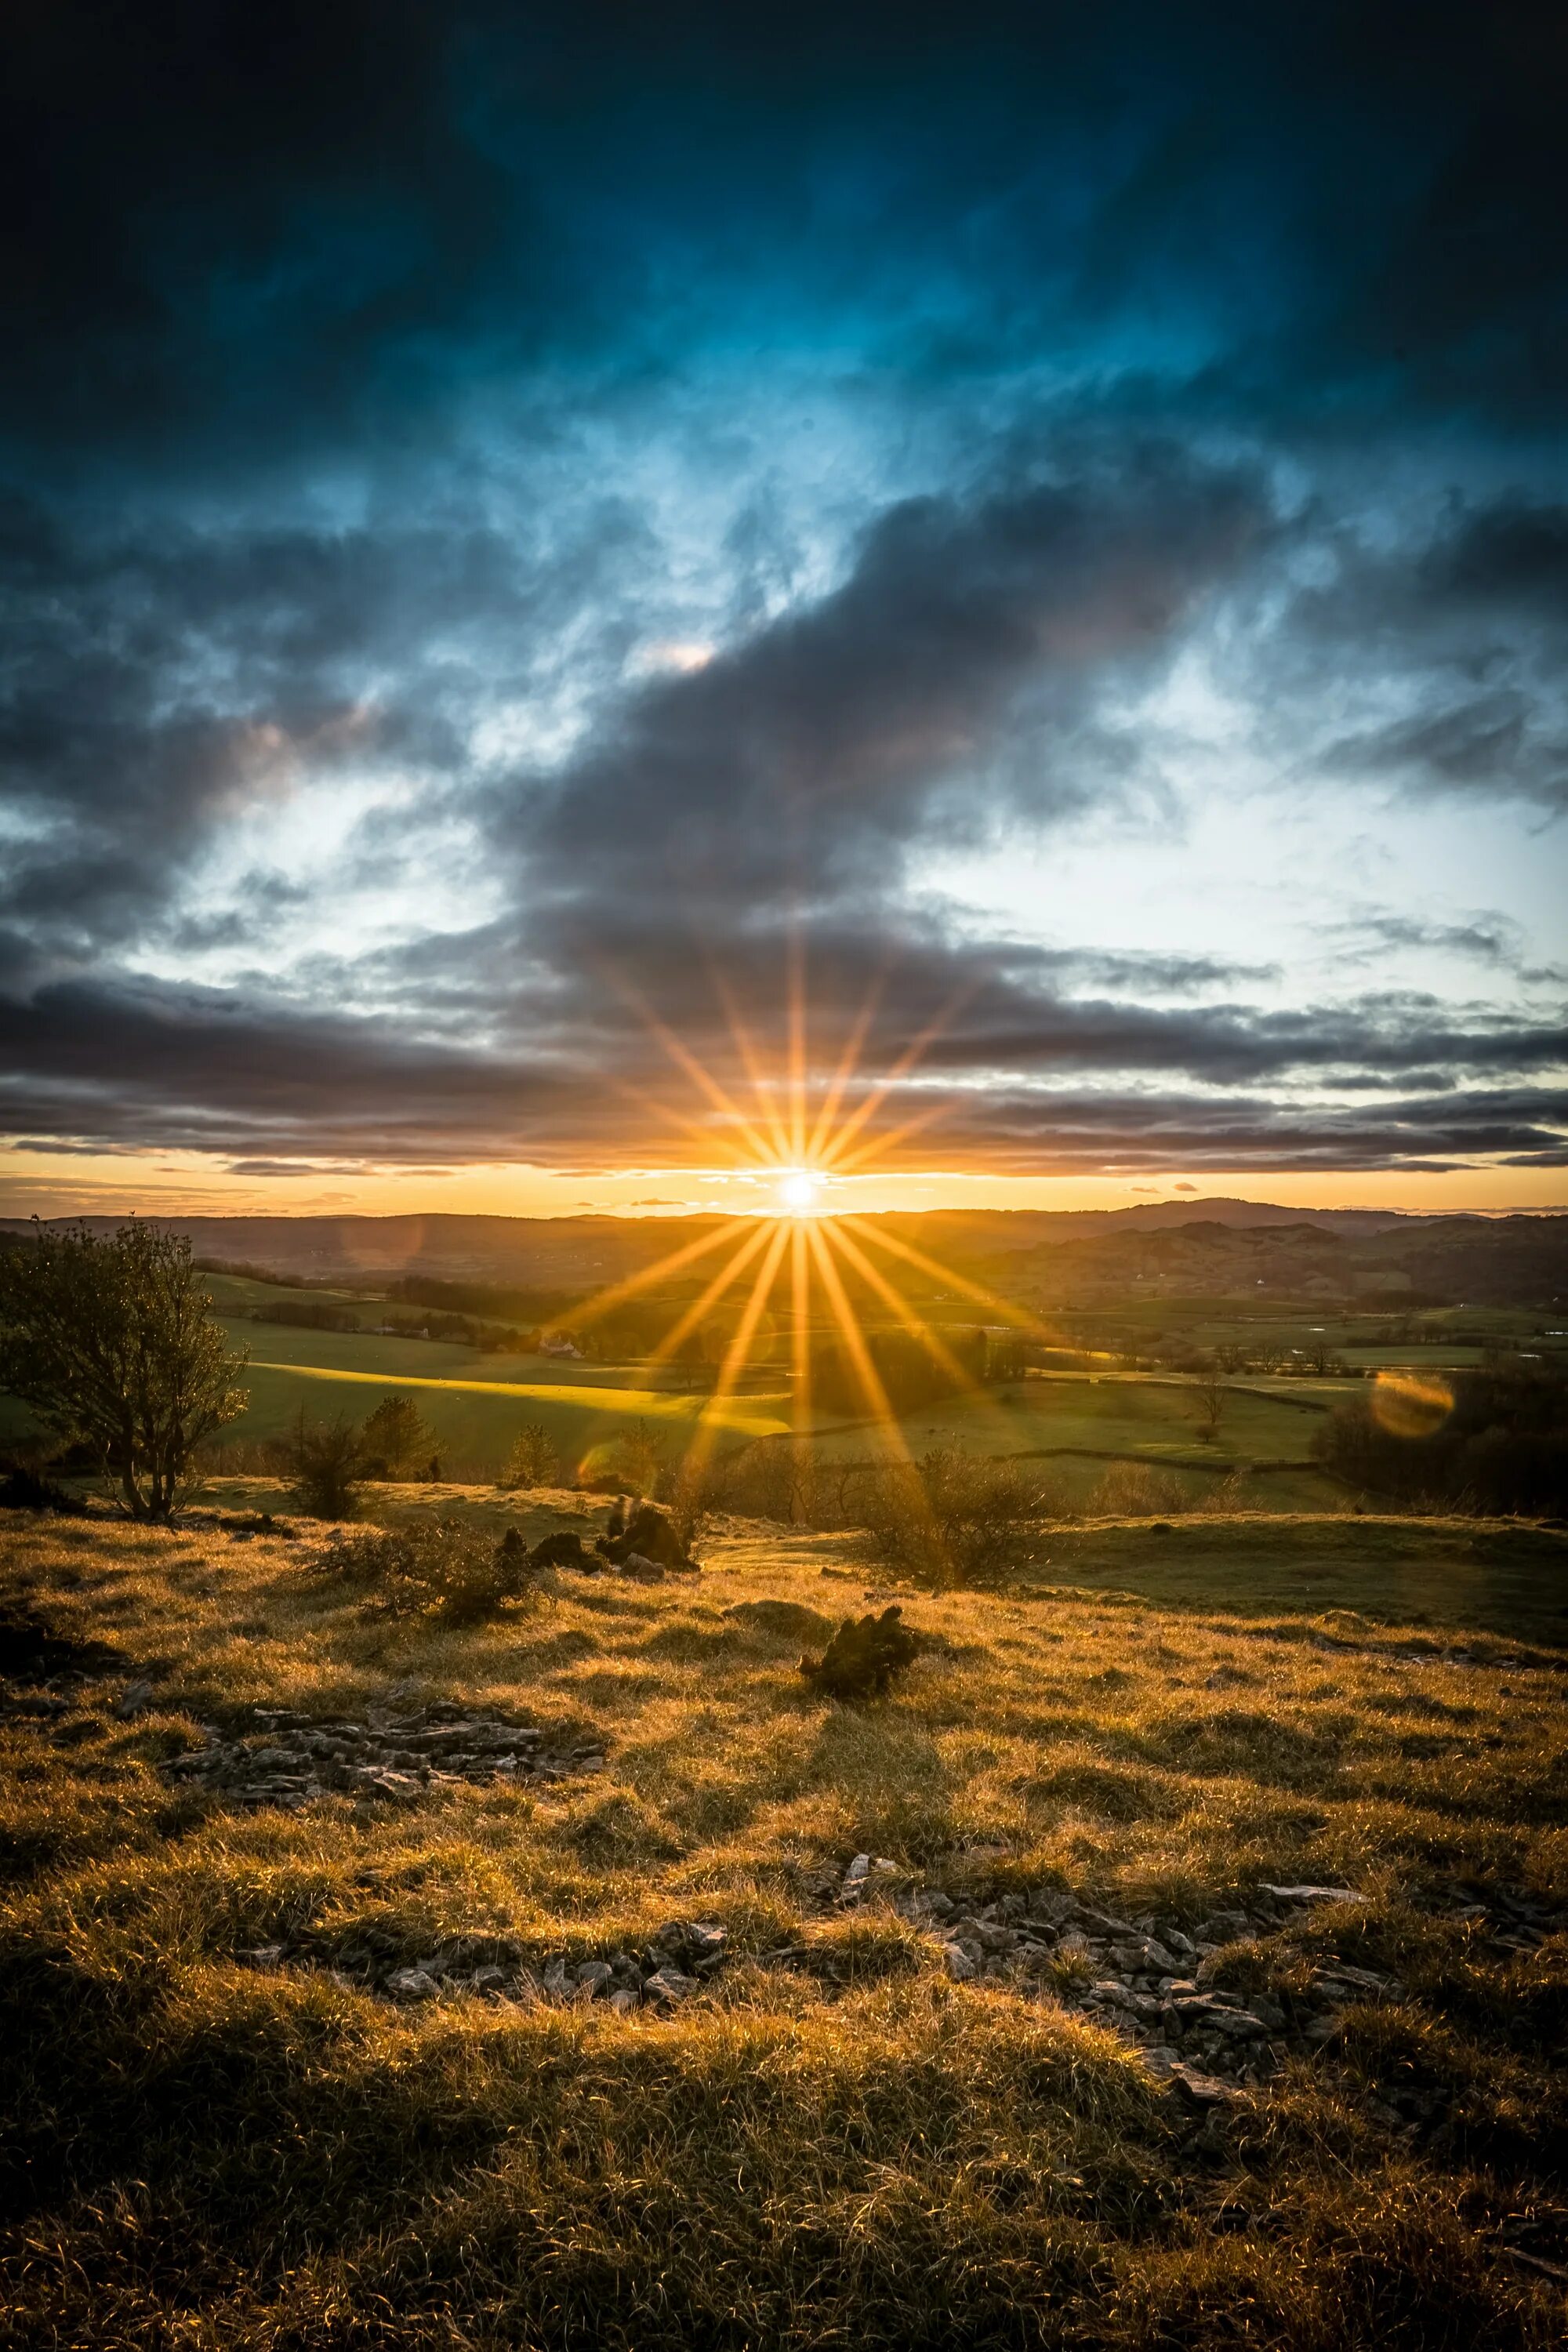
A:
[[163, 1701, 608, 1807], [244, 1914, 728, 2010]]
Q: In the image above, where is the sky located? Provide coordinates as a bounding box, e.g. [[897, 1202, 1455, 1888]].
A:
[[2, 0, 1566, 1224]]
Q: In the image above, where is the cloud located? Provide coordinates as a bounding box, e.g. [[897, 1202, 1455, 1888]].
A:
[[0, 5, 1563, 1192]]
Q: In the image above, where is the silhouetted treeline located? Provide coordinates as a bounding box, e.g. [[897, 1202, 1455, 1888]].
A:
[[1315, 1364, 1568, 1516], [249, 1301, 361, 1331], [388, 1274, 575, 1323]]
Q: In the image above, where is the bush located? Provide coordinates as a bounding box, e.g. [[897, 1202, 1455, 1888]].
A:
[[858, 1446, 1062, 1585], [289, 1410, 368, 1519], [502, 1421, 560, 1490], [1088, 1461, 1195, 1516], [321, 1518, 539, 1622]]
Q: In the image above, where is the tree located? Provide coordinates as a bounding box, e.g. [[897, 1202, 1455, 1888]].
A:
[[1195, 1370, 1227, 1443], [359, 1391, 434, 1478], [502, 1420, 560, 1491], [0, 1221, 249, 1522]]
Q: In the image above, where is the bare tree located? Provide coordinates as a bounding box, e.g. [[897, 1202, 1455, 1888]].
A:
[[0, 1221, 248, 1521]]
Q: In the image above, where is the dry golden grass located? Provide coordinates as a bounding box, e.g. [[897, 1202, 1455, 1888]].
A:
[[2, 1485, 1566, 2347]]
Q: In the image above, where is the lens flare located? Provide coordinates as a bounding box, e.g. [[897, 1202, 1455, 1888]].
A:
[[1370, 1370, 1454, 1439]]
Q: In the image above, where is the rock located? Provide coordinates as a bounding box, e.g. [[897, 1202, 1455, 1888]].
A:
[[115, 1679, 156, 1719], [608, 1987, 640, 2015], [1193, 1915, 1256, 1948], [1167, 2063, 1241, 2107], [724, 1599, 833, 1643], [575, 1961, 615, 1995], [1142, 2045, 1182, 2079], [597, 1502, 697, 1574], [912, 1891, 955, 1920], [1259, 1882, 1367, 1906], [800, 1607, 922, 1700], [642, 1965, 698, 2005], [653, 1919, 728, 1971], [844, 1853, 871, 1885], [387, 1968, 438, 2001], [976, 1924, 1018, 1955], [944, 1946, 979, 1981], [1114, 1936, 1180, 1974], [619, 1552, 666, 1581], [528, 1530, 594, 1571]]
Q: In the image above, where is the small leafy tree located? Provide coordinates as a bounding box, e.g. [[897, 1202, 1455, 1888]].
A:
[[502, 1420, 560, 1490], [359, 1391, 434, 1479], [0, 1221, 249, 1522]]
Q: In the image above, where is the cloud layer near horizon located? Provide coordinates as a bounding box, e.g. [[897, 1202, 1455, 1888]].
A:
[[2, 1, 1566, 1189]]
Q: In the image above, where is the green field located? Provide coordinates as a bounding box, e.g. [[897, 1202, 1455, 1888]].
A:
[[222, 1320, 793, 1472], [200, 1297, 1367, 1508]]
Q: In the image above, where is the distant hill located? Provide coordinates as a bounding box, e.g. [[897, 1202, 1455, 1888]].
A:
[[1, 1198, 1563, 1310]]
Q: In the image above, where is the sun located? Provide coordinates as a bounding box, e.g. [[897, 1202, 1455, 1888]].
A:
[[777, 1167, 823, 1217]]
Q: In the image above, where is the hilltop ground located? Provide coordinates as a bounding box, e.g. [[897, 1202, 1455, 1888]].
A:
[[2, 1489, 1566, 2348]]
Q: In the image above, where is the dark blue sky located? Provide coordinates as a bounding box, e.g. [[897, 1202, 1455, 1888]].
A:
[[2, 1, 1566, 1215]]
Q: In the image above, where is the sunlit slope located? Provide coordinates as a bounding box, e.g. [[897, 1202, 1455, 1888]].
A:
[[222, 1323, 791, 1465]]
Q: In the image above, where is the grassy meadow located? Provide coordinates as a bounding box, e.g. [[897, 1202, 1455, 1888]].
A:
[[2, 1486, 1566, 2347]]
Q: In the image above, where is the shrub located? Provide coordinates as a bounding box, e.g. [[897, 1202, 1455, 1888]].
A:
[[858, 1446, 1061, 1585], [1088, 1461, 1196, 1516], [502, 1421, 560, 1490], [322, 1517, 539, 1621], [289, 1410, 368, 1519]]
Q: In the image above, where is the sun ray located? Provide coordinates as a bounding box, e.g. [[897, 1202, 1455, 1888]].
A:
[[566, 1216, 749, 1334], [681, 1218, 792, 1486], [822, 1215, 1014, 1428], [594, 956, 779, 1167], [804, 963, 888, 1167], [708, 964, 794, 1167], [605, 1070, 757, 1171], [806, 1218, 916, 1468], [643, 1214, 777, 1372], [790, 1214, 812, 1452], [816, 978, 981, 1173], [786, 919, 808, 1164], [841, 1214, 1050, 1336], [825, 1092, 957, 1178]]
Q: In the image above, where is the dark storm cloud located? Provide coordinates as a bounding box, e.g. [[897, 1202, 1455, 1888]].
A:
[[5, 2, 1566, 470], [1266, 495, 1568, 811], [511, 449, 1269, 918], [0, 2, 1564, 1182], [1, 960, 1563, 1178], [0, 487, 652, 950]]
